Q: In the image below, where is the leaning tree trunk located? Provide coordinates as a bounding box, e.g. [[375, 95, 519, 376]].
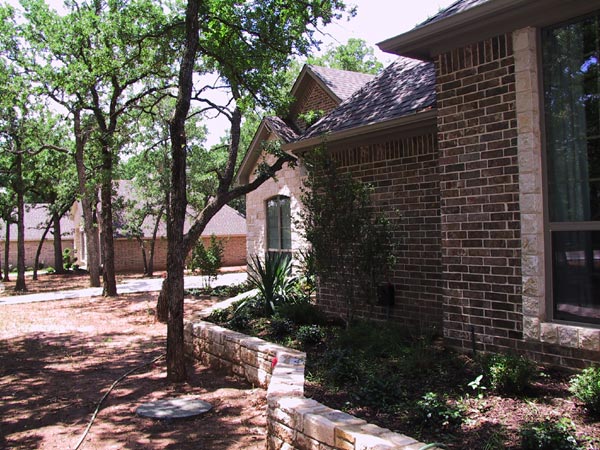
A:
[[14, 152, 26, 292], [52, 210, 65, 274], [33, 218, 53, 280], [3, 222, 10, 282], [74, 109, 101, 287], [147, 207, 163, 277]]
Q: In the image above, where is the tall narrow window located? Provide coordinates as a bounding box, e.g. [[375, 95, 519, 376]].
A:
[[266, 196, 291, 257], [543, 12, 600, 325]]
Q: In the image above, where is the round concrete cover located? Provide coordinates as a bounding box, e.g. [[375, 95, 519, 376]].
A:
[[136, 397, 212, 420]]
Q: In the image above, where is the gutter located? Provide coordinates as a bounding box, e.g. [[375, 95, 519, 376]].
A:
[[378, 0, 598, 60], [284, 109, 437, 154]]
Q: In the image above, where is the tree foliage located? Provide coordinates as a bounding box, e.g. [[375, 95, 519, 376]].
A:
[[299, 146, 394, 324]]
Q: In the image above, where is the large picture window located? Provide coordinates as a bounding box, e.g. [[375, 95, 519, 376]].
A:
[[543, 12, 600, 325], [266, 196, 291, 256]]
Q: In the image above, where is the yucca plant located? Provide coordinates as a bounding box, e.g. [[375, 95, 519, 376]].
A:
[[247, 253, 296, 316]]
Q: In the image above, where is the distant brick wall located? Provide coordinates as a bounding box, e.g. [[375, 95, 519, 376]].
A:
[[0, 239, 74, 269], [316, 130, 443, 331], [113, 235, 246, 273]]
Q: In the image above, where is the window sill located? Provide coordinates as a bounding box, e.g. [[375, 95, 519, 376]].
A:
[[524, 318, 600, 351]]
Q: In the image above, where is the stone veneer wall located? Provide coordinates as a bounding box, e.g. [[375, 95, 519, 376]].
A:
[[184, 299, 439, 450], [317, 131, 443, 331], [436, 31, 599, 367], [246, 153, 307, 259]]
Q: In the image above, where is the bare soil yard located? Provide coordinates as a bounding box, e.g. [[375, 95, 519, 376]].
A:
[[0, 279, 267, 450]]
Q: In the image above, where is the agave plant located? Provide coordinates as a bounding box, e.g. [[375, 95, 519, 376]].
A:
[[247, 252, 295, 316]]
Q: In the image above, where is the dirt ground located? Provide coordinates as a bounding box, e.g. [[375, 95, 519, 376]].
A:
[[0, 273, 267, 450]]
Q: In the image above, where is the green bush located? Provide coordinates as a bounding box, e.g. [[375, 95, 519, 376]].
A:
[[415, 392, 464, 430], [569, 365, 600, 416], [269, 316, 295, 340], [62, 248, 77, 270], [277, 301, 327, 326], [486, 353, 536, 395], [296, 325, 325, 348], [188, 235, 224, 287], [520, 418, 582, 450]]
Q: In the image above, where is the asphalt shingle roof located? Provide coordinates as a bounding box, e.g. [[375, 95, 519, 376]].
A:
[[0, 204, 74, 242], [416, 0, 491, 29], [302, 57, 436, 139], [265, 116, 298, 143], [308, 65, 376, 102]]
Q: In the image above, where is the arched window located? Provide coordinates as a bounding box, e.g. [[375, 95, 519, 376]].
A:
[[266, 195, 291, 256]]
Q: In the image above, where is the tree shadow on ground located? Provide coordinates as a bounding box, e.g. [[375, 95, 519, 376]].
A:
[[1, 315, 265, 449]]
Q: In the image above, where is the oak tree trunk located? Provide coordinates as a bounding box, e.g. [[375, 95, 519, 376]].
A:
[[52, 210, 65, 274], [15, 152, 26, 292], [74, 109, 101, 287]]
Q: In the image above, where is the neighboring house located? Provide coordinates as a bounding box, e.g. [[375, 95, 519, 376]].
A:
[[71, 181, 247, 273], [242, 0, 600, 368], [0, 204, 74, 269], [237, 65, 375, 259]]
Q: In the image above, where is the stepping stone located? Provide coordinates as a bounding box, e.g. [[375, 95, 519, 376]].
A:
[[136, 397, 212, 420]]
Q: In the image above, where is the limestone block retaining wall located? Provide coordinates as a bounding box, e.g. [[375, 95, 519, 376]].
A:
[[184, 300, 439, 450]]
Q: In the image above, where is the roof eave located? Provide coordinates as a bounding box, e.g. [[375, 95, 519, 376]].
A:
[[285, 109, 437, 154], [378, 0, 600, 60]]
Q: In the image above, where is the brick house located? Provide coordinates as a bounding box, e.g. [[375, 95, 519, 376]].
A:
[[71, 181, 247, 273], [241, 0, 600, 367], [237, 65, 375, 259], [0, 204, 74, 269]]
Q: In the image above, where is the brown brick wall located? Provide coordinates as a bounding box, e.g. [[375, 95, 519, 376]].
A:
[[0, 239, 75, 269], [315, 130, 443, 331], [435, 33, 599, 368], [291, 80, 339, 132], [436, 33, 523, 355]]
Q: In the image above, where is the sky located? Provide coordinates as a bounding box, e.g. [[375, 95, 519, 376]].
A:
[[6, 0, 457, 147]]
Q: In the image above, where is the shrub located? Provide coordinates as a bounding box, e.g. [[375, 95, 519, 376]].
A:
[[569, 365, 600, 416], [415, 392, 464, 430], [296, 324, 324, 348], [269, 316, 295, 340], [62, 248, 77, 270], [520, 418, 582, 450], [188, 235, 224, 287], [486, 353, 536, 395], [277, 301, 327, 326]]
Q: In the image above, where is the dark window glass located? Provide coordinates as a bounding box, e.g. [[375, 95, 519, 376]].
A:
[[543, 14, 600, 222], [552, 231, 600, 325], [266, 196, 291, 254]]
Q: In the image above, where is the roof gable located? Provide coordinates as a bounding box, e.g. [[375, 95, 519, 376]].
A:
[[298, 57, 436, 141]]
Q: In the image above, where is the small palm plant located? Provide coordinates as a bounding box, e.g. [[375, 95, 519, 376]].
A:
[[247, 252, 295, 316]]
